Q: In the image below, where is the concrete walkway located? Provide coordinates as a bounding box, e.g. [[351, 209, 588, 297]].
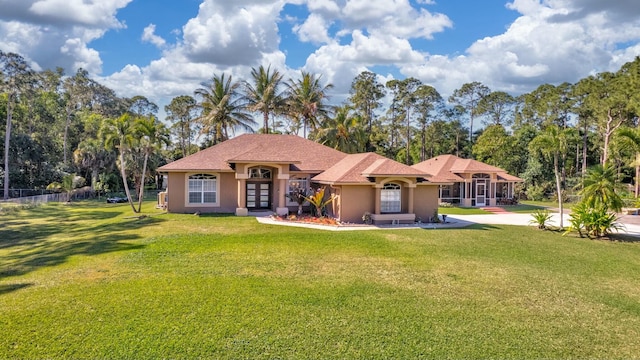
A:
[[256, 211, 640, 237]]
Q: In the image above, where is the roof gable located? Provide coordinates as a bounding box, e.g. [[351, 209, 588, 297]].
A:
[[413, 154, 522, 182], [158, 134, 347, 172], [313, 152, 428, 184]]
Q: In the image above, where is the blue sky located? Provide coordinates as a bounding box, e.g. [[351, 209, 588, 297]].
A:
[[1, 0, 640, 120]]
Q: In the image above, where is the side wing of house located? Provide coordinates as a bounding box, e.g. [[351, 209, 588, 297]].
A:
[[413, 154, 523, 207], [313, 153, 440, 224]]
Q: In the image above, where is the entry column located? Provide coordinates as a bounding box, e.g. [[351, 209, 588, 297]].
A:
[[276, 175, 289, 216], [235, 179, 248, 216]]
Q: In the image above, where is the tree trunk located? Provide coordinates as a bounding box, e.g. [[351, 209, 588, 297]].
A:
[[264, 112, 270, 134], [91, 168, 98, 190], [136, 153, 148, 213], [602, 109, 624, 166], [63, 107, 71, 167], [554, 154, 563, 229], [3, 98, 12, 200], [636, 153, 640, 198], [406, 107, 411, 165], [469, 110, 474, 146], [119, 151, 138, 213], [582, 122, 588, 175]]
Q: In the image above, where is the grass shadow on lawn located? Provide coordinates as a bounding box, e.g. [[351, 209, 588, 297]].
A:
[[0, 283, 33, 295], [599, 233, 640, 243], [0, 204, 164, 280]]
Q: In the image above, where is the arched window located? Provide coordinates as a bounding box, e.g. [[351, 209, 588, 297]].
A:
[[188, 174, 217, 204], [381, 183, 401, 213], [249, 167, 272, 179]]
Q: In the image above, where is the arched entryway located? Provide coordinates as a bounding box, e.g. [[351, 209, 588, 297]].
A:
[[247, 167, 272, 210]]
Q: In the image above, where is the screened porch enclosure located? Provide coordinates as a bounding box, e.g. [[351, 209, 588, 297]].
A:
[[438, 173, 518, 207]]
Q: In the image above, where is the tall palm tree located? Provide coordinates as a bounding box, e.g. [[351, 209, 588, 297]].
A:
[[195, 74, 256, 143], [135, 115, 171, 212], [529, 125, 575, 229], [243, 65, 286, 134], [102, 113, 138, 213], [285, 71, 334, 138], [315, 106, 366, 153]]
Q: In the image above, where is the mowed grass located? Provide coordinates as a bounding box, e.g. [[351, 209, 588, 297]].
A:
[[2, 201, 640, 359], [438, 206, 490, 215]]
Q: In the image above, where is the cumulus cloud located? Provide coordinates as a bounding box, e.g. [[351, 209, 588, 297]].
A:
[[28, 0, 131, 27], [293, 13, 331, 44], [181, 0, 285, 66], [400, 0, 640, 96], [0, 0, 131, 74], [4, 0, 640, 124], [142, 24, 166, 48]]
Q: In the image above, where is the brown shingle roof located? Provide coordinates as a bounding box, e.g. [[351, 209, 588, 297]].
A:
[[312, 152, 429, 184], [412, 154, 523, 182], [158, 134, 347, 173]]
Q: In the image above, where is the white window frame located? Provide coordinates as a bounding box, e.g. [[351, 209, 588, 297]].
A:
[[286, 176, 309, 206], [381, 183, 401, 213], [185, 173, 220, 207]]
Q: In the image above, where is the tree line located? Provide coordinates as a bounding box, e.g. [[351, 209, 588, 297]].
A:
[[2, 49, 640, 211]]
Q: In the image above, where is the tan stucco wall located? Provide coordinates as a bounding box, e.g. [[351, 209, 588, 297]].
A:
[[336, 185, 375, 223], [413, 185, 439, 223], [166, 172, 237, 213]]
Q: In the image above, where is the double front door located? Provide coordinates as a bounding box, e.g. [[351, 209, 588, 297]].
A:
[[247, 182, 271, 210]]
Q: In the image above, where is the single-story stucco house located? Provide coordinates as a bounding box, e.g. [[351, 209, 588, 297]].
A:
[[157, 134, 522, 223], [411, 154, 523, 207], [158, 134, 451, 224]]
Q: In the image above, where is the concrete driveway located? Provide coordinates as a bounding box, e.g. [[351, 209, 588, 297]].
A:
[[446, 212, 640, 237]]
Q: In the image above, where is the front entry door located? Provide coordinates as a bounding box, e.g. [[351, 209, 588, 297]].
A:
[[476, 182, 486, 207], [247, 182, 271, 209]]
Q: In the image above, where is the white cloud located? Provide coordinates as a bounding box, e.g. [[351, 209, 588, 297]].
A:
[[0, 0, 130, 74], [60, 38, 102, 72], [401, 0, 640, 97], [293, 13, 331, 44], [142, 24, 166, 48], [341, 0, 451, 39], [29, 0, 130, 27], [181, 0, 285, 65], [4, 0, 640, 126]]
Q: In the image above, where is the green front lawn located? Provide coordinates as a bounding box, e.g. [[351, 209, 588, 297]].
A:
[[438, 206, 490, 214], [499, 203, 550, 213], [2, 201, 640, 359]]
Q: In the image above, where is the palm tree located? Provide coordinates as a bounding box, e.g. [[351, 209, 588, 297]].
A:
[[616, 127, 640, 197], [315, 106, 366, 153], [73, 138, 115, 190], [579, 164, 624, 213], [529, 125, 575, 229], [102, 113, 138, 213], [195, 74, 256, 143], [243, 65, 286, 134], [285, 71, 334, 138], [135, 116, 171, 212]]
